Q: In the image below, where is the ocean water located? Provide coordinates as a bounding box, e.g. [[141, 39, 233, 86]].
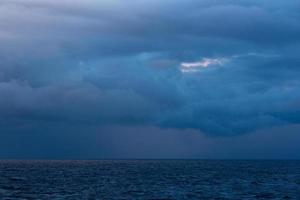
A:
[[0, 160, 299, 200]]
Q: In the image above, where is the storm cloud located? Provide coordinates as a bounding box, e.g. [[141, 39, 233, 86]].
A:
[[1, 0, 300, 141]]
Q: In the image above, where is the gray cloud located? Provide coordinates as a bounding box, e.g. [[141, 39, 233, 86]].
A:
[[0, 0, 300, 138]]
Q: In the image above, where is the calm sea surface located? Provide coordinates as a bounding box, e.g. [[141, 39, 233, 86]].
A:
[[0, 160, 299, 199]]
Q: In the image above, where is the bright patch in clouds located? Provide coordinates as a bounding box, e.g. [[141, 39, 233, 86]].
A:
[[180, 58, 228, 73]]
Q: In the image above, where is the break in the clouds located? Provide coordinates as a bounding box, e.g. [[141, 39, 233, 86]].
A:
[[1, 0, 300, 140], [180, 57, 228, 73]]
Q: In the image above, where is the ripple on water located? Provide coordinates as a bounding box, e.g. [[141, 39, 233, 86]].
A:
[[0, 160, 299, 199]]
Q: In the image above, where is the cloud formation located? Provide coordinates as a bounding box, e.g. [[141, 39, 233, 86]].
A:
[[0, 0, 300, 137]]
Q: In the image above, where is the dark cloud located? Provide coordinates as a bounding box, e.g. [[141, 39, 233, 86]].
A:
[[0, 0, 300, 143]]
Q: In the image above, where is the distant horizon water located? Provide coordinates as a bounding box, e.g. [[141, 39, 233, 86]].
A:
[[0, 160, 299, 199]]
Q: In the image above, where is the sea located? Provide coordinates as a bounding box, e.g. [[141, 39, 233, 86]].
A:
[[0, 160, 299, 199]]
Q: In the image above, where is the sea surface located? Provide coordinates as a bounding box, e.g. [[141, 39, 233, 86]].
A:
[[0, 160, 299, 199]]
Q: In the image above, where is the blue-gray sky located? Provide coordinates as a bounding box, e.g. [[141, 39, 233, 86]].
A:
[[0, 0, 300, 159]]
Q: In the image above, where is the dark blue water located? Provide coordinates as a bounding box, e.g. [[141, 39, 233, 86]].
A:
[[0, 160, 299, 199]]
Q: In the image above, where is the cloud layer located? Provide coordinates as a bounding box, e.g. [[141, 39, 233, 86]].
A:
[[1, 0, 300, 137]]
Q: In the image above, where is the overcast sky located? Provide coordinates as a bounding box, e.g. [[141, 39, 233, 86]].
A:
[[0, 0, 300, 159]]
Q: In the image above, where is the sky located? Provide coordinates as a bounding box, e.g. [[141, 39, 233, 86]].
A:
[[0, 0, 300, 159]]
